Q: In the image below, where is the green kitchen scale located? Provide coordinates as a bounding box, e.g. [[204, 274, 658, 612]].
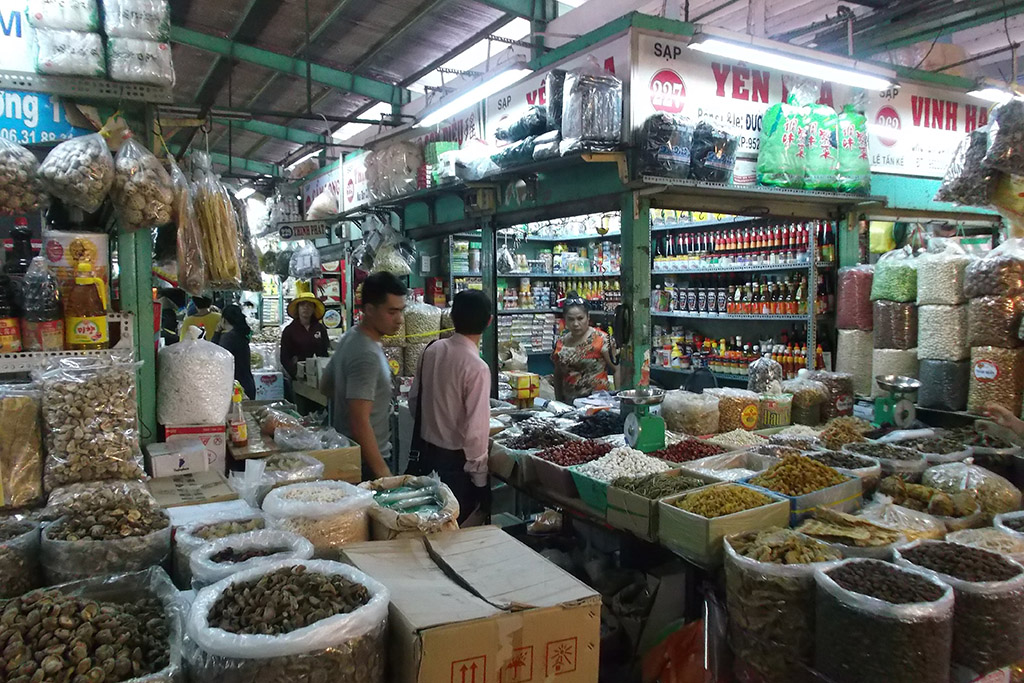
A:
[[620, 387, 666, 453], [873, 375, 921, 428]]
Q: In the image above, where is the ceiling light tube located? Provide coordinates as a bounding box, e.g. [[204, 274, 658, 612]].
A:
[[689, 34, 895, 91], [967, 87, 1012, 104], [236, 186, 256, 200], [416, 61, 532, 129]]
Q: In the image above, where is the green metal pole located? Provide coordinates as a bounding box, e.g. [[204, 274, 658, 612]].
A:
[[118, 227, 156, 444], [620, 192, 652, 389], [480, 219, 499, 398]]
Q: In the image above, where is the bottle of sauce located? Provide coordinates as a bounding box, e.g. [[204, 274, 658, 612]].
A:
[[229, 382, 248, 448], [5, 217, 33, 317], [0, 277, 22, 352], [64, 262, 108, 350], [21, 256, 64, 351]]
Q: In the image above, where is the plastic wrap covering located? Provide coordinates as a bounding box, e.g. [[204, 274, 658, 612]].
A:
[[492, 136, 536, 168], [111, 136, 173, 231], [814, 559, 954, 683], [637, 113, 693, 179], [559, 61, 622, 154], [403, 301, 441, 344], [870, 247, 918, 302], [366, 142, 423, 200], [917, 305, 968, 361], [916, 242, 970, 304], [870, 349, 918, 397], [306, 186, 338, 220], [359, 474, 460, 540], [661, 390, 719, 435], [103, 0, 170, 39], [189, 530, 315, 591], [859, 494, 946, 541], [936, 129, 995, 206], [895, 540, 1024, 673], [169, 158, 207, 294], [948, 527, 1024, 562], [682, 450, 778, 482], [746, 355, 783, 394], [705, 387, 759, 432], [724, 529, 842, 682], [0, 384, 44, 509], [35, 29, 105, 77], [172, 511, 265, 589], [689, 119, 738, 182], [38, 133, 114, 213], [545, 69, 566, 131], [804, 103, 839, 191], [495, 105, 548, 142], [872, 300, 917, 350], [963, 239, 1024, 298], [837, 103, 870, 194], [289, 243, 321, 279], [194, 154, 242, 289], [229, 453, 325, 507], [983, 97, 1024, 175], [917, 360, 969, 411], [532, 130, 561, 161], [186, 559, 388, 683], [835, 330, 873, 397], [37, 354, 143, 490], [968, 346, 1024, 414], [924, 461, 1022, 522], [274, 427, 350, 451], [757, 92, 807, 189], [0, 518, 41, 598], [263, 481, 374, 560], [41, 513, 171, 584], [157, 327, 233, 425], [108, 38, 175, 87], [0, 137, 48, 215], [27, 0, 98, 30], [836, 265, 874, 330], [996, 511, 1024, 540], [781, 378, 828, 426], [968, 295, 1024, 348], [807, 371, 855, 420]]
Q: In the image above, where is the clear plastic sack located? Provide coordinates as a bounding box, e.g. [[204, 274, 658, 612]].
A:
[[262, 481, 374, 559], [983, 96, 1024, 175], [757, 393, 791, 429], [306, 185, 338, 220], [845, 442, 926, 482], [103, 0, 170, 39], [41, 511, 171, 584], [157, 326, 233, 425], [948, 526, 1024, 563], [545, 69, 566, 131], [681, 450, 778, 482], [836, 265, 874, 330], [365, 141, 422, 200], [0, 137, 48, 215], [0, 518, 41, 598], [169, 158, 208, 295], [836, 101, 871, 194], [916, 241, 970, 305], [359, 474, 460, 540], [924, 460, 1022, 522], [185, 559, 388, 683], [35, 29, 105, 77], [404, 342, 427, 377], [194, 154, 243, 289], [112, 136, 174, 231], [963, 238, 1024, 298], [807, 371, 856, 419], [38, 132, 114, 213], [273, 426, 351, 451], [637, 113, 693, 179], [859, 494, 946, 541], [532, 130, 561, 161], [36, 353, 144, 491], [27, 0, 98, 31], [967, 346, 1024, 414], [370, 242, 413, 276], [172, 510, 265, 589], [108, 37, 175, 87], [661, 390, 719, 435], [935, 129, 996, 206], [0, 384, 44, 509], [747, 354, 783, 394], [968, 295, 1024, 348], [560, 58, 622, 155], [781, 378, 828, 427], [492, 136, 536, 168], [495, 105, 548, 142], [836, 329, 874, 397], [870, 349, 918, 397], [704, 387, 759, 432], [403, 300, 441, 343], [918, 360, 969, 412], [689, 119, 738, 182], [230, 193, 262, 293], [917, 305, 969, 361], [189, 529, 315, 591], [870, 246, 918, 302], [289, 242, 321, 279], [872, 300, 917, 350]]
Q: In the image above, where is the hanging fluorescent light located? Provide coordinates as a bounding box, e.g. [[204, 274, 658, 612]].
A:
[[236, 186, 256, 200], [688, 32, 895, 91], [285, 149, 322, 171], [416, 60, 532, 129], [968, 87, 1012, 104]]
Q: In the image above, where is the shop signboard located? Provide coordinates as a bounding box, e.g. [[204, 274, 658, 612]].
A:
[[0, 0, 35, 73], [278, 220, 330, 241], [1, 88, 88, 144], [632, 30, 982, 178], [342, 150, 369, 212], [301, 162, 341, 215]]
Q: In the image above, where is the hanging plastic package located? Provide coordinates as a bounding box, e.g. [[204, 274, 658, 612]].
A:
[[917, 360, 970, 411], [560, 58, 623, 155], [496, 244, 517, 274], [545, 69, 567, 131], [38, 133, 114, 214], [0, 137, 48, 216], [27, 0, 98, 31], [916, 241, 970, 305], [107, 38, 175, 87], [983, 97, 1024, 176], [495, 105, 548, 142], [103, 0, 170, 39], [532, 130, 562, 161], [803, 100, 840, 191], [111, 136, 174, 232], [963, 238, 1024, 298], [637, 113, 694, 179], [289, 243, 322, 279], [836, 265, 874, 330], [193, 152, 243, 289], [306, 186, 338, 220], [689, 120, 738, 182], [836, 97, 871, 194], [935, 129, 996, 206], [870, 246, 918, 302], [747, 354, 783, 394], [35, 29, 106, 77], [757, 79, 813, 189], [231, 192, 263, 292], [169, 158, 208, 295], [157, 326, 234, 425]]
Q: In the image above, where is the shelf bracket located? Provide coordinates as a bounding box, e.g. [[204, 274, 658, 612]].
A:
[[582, 152, 629, 186]]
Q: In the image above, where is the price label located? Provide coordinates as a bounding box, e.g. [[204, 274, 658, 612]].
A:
[[974, 359, 1000, 383]]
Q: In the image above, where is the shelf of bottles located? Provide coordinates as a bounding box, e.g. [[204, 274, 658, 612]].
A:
[[651, 330, 827, 384]]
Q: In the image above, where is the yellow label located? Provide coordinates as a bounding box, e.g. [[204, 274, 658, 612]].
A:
[[388, 359, 400, 376], [65, 315, 109, 345], [230, 420, 247, 444], [740, 404, 759, 430]]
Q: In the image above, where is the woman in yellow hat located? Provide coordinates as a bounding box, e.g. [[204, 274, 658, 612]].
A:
[[279, 284, 330, 383]]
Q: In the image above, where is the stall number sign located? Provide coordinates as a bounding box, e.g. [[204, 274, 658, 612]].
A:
[[278, 220, 330, 241]]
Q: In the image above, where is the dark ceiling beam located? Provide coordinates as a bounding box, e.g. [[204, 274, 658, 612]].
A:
[[348, 0, 452, 74], [473, 0, 555, 20], [809, 0, 940, 52], [852, 0, 1024, 56]]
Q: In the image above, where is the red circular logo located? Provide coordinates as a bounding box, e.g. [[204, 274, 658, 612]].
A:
[[874, 106, 901, 148], [649, 69, 686, 114], [45, 239, 63, 263], [346, 178, 355, 202]]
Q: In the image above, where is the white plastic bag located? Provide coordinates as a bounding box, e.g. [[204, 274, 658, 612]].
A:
[[262, 481, 374, 559], [172, 510, 265, 589], [28, 0, 99, 31], [189, 529, 315, 591], [35, 29, 106, 77], [158, 327, 234, 425], [103, 0, 170, 40], [306, 186, 338, 220], [107, 38, 175, 87]]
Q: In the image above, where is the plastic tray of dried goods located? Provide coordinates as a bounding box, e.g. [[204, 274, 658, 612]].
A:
[[742, 475, 863, 525]]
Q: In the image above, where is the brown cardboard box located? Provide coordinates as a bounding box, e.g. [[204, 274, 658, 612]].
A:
[[147, 472, 238, 508], [606, 470, 721, 542], [344, 526, 601, 683], [305, 446, 361, 483]]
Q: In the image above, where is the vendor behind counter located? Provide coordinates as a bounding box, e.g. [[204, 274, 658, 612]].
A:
[[281, 286, 331, 412]]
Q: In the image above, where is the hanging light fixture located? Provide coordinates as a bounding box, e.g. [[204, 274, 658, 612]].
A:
[[967, 86, 1013, 104], [416, 59, 532, 129]]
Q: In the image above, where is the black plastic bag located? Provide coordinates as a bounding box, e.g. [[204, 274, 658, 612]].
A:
[[689, 120, 738, 182], [495, 105, 548, 142], [638, 113, 694, 179]]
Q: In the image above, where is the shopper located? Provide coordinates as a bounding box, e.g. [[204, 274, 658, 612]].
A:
[[321, 272, 407, 480], [180, 295, 221, 339], [552, 292, 619, 402], [279, 289, 331, 381], [157, 287, 186, 345], [982, 403, 1024, 441], [213, 304, 256, 400], [408, 290, 493, 525]]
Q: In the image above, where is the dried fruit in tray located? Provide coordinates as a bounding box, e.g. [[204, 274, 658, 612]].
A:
[[536, 439, 611, 466], [650, 438, 725, 463], [749, 455, 848, 496]]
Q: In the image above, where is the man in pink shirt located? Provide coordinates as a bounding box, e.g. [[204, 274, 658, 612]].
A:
[[408, 290, 493, 524]]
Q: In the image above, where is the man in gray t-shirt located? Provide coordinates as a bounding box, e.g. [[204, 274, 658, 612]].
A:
[[321, 273, 407, 480]]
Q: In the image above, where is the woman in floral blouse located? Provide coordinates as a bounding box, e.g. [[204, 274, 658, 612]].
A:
[[552, 293, 619, 402]]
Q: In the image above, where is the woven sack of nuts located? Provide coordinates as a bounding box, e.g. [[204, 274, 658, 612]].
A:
[[262, 481, 374, 559], [189, 530, 315, 591], [358, 475, 460, 540], [172, 512, 266, 590], [0, 518, 41, 599], [186, 559, 389, 683]]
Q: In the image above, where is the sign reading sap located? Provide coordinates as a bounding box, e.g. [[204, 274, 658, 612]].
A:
[[0, 0, 36, 73], [0, 89, 85, 144]]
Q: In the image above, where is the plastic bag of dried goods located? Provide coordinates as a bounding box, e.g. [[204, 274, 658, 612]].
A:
[[918, 305, 969, 361], [917, 240, 971, 305], [103, 0, 170, 39], [560, 58, 622, 154], [873, 300, 918, 350], [936, 129, 996, 206], [359, 474, 460, 540], [111, 136, 174, 231], [637, 113, 694, 179], [836, 265, 874, 330], [948, 526, 1024, 563], [870, 350, 919, 397], [917, 360, 970, 412], [35, 29, 105, 77], [689, 119, 738, 182], [404, 300, 441, 343], [0, 384, 44, 509], [837, 100, 871, 194], [967, 346, 1024, 414], [289, 242, 321, 279], [804, 100, 840, 191], [495, 105, 548, 142], [859, 494, 946, 541], [262, 481, 374, 559], [229, 453, 325, 508], [704, 387, 759, 432], [0, 137, 48, 215], [169, 157, 208, 295], [983, 96, 1024, 175], [781, 377, 829, 426], [108, 37, 174, 86], [845, 442, 927, 483], [157, 326, 233, 425], [969, 295, 1024, 348], [835, 330, 873, 397], [963, 238, 1024, 298], [924, 460, 1022, 522], [662, 390, 719, 435], [747, 354, 783, 394], [871, 246, 918, 302], [807, 371, 856, 419], [194, 153, 243, 289], [38, 132, 114, 213], [189, 530, 315, 591], [27, 0, 98, 31], [758, 80, 813, 189], [173, 510, 265, 589], [0, 518, 40, 598]]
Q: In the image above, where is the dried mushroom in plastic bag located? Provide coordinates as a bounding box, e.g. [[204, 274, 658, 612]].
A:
[[0, 384, 44, 509], [0, 137, 47, 215], [111, 136, 174, 231], [37, 132, 114, 213]]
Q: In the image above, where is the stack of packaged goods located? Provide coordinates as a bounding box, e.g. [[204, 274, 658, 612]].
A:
[[835, 265, 874, 397], [916, 242, 972, 411], [870, 248, 919, 397]]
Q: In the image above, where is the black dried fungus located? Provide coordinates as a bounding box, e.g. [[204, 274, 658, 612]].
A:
[[808, 450, 876, 471], [504, 424, 573, 450], [569, 411, 626, 438]]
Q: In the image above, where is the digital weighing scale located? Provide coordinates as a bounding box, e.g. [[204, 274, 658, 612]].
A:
[[873, 375, 921, 428], [620, 387, 666, 453]]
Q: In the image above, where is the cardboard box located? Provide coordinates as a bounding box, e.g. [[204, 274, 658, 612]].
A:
[[164, 424, 227, 475], [145, 439, 208, 478], [147, 471, 238, 508], [657, 483, 790, 567], [743, 475, 863, 525], [344, 527, 601, 683], [523, 453, 579, 498], [254, 371, 284, 400], [506, 371, 540, 400], [304, 446, 361, 483], [606, 470, 720, 542]]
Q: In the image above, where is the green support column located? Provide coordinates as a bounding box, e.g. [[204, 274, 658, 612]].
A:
[[620, 192, 651, 389], [480, 219, 499, 398], [117, 227, 157, 444]]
